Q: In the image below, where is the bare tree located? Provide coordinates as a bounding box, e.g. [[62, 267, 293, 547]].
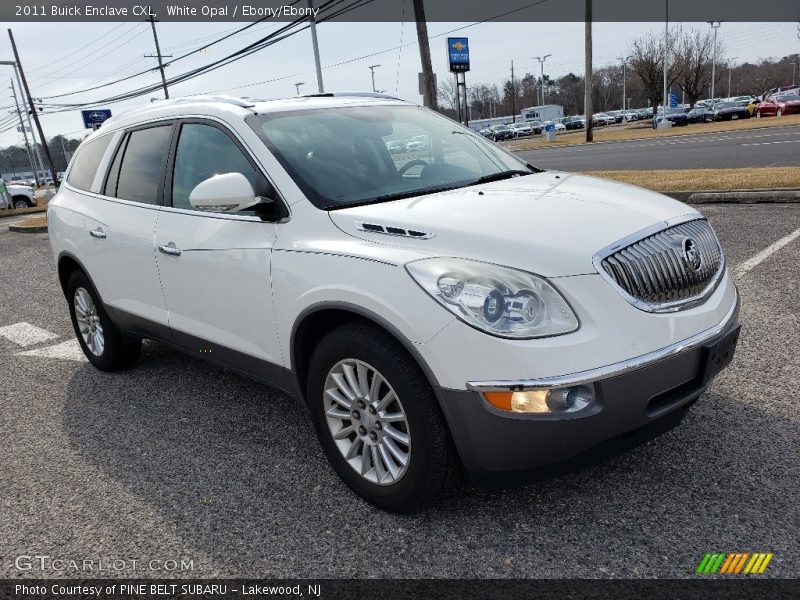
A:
[[437, 78, 458, 111], [673, 28, 722, 108], [629, 29, 680, 113]]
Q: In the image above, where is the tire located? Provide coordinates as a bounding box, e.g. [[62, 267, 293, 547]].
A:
[[777, 108, 782, 117], [66, 270, 141, 371], [13, 197, 31, 209], [307, 321, 462, 512], [756, 110, 761, 118]]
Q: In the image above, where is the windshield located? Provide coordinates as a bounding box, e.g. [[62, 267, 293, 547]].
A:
[[247, 105, 534, 209], [777, 94, 800, 101]]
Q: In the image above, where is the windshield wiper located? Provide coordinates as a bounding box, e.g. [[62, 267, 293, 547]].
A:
[[469, 170, 534, 186]]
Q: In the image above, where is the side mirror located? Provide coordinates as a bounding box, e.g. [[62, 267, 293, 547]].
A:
[[189, 172, 258, 213]]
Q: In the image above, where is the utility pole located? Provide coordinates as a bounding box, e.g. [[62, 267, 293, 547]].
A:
[[7, 29, 58, 186], [147, 15, 169, 99], [708, 21, 720, 100], [790, 61, 796, 87], [510, 60, 516, 123], [368, 64, 380, 92], [534, 55, 551, 106], [584, 0, 593, 142], [9, 79, 36, 180], [621, 56, 631, 110], [1, 60, 43, 183], [663, 0, 669, 121], [413, 0, 437, 110], [727, 57, 738, 98], [308, 0, 324, 93]]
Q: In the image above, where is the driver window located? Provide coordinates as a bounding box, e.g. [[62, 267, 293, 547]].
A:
[[172, 123, 273, 214]]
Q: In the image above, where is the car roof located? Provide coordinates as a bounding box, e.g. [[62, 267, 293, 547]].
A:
[[89, 92, 411, 140]]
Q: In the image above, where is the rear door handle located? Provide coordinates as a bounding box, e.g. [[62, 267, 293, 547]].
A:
[[158, 242, 182, 256], [89, 227, 106, 239]]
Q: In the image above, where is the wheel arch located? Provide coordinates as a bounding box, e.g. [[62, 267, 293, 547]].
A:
[[57, 251, 98, 299], [290, 302, 441, 405]]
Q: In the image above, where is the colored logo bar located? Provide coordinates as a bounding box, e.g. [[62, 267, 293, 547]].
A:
[[696, 552, 773, 574]]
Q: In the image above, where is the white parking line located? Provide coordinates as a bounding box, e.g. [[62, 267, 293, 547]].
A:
[[735, 226, 800, 278], [16, 339, 87, 362], [0, 322, 58, 346]]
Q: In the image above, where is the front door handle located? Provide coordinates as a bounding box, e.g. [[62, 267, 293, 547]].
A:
[[158, 242, 182, 256], [89, 227, 106, 239]]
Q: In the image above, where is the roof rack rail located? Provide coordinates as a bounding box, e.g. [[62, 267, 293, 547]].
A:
[[300, 91, 402, 101], [149, 95, 258, 108]]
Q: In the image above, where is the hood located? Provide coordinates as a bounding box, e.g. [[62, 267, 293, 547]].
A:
[[328, 171, 698, 277]]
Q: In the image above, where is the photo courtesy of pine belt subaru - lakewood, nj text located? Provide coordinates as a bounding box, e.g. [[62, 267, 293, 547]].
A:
[[48, 93, 740, 512]]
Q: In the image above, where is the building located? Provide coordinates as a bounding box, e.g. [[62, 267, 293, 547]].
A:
[[520, 104, 564, 122]]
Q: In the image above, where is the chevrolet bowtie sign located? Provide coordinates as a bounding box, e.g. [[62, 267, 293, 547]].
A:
[[447, 37, 470, 73]]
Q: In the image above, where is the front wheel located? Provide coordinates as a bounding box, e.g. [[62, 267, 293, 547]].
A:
[[67, 271, 141, 370], [307, 322, 461, 512], [13, 198, 30, 208]]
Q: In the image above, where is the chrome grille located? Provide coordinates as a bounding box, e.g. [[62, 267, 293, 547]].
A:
[[598, 219, 724, 311]]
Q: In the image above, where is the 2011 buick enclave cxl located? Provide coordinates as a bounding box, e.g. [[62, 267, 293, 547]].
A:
[[48, 94, 740, 512]]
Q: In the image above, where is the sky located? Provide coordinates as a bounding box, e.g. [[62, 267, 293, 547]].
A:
[[0, 19, 797, 146]]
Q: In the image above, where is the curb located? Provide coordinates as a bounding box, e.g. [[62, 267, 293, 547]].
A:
[[9, 221, 48, 233], [663, 189, 800, 204]]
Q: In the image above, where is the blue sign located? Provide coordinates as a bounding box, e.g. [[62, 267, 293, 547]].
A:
[[669, 93, 679, 108], [447, 37, 470, 73], [81, 109, 112, 129]]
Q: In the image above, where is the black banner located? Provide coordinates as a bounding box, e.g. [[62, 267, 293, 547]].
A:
[[1, 0, 799, 23], [1, 579, 799, 600]]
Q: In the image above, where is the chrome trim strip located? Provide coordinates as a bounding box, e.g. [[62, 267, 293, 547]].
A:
[[466, 286, 739, 392], [592, 215, 727, 313]]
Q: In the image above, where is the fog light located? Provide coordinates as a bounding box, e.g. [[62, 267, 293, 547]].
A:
[[546, 385, 593, 413]]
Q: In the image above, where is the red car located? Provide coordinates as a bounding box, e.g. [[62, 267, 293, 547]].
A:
[[755, 93, 800, 117]]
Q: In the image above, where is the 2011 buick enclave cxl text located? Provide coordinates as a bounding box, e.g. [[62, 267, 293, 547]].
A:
[[48, 94, 740, 512]]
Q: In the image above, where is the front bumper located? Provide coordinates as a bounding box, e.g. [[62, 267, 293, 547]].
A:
[[435, 291, 740, 487]]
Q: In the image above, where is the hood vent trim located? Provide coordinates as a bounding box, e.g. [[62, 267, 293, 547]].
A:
[[355, 221, 435, 239]]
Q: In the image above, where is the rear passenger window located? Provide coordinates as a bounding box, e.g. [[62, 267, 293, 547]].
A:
[[112, 125, 172, 204], [66, 134, 112, 191]]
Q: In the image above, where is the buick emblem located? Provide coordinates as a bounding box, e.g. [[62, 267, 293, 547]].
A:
[[682, 237, 702, 271]]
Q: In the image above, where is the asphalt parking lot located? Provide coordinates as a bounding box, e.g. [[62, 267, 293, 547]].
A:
[[0, 203, 798, 579], [516, 125, 800, 171]]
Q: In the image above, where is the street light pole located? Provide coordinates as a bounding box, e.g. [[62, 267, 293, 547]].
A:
[[534, 54, 551, 106], [294, 82, 305, 95], [368, 64, 380, 92], [308, 0, 324, 93], [621, 56, 631, 110], [708, 21, 721, 100], [727, 57, 738, 98], [791, 62, 797, 87]]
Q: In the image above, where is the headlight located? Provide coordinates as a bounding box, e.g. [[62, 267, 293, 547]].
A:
[[406, 258, 579, 339]]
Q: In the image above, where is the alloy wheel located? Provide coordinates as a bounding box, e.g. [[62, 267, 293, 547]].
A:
[[323, 359, 411, 485], [14, 200, 27, 208], [74, 287, 104, 356]]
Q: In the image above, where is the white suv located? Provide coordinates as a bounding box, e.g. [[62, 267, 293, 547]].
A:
[[48, 94, 740, 512]]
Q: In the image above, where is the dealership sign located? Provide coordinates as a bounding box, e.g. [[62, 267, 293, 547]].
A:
[[81, 109, 112, 129], [447, 37, 470, 72]]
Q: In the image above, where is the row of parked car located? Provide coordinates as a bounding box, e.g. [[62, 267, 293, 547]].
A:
[[652, 88, 800, 128], [0, 179, 37, 208]]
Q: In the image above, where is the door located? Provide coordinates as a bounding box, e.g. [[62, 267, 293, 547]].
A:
[[154, 120, 284, 368], [79, 123, 174, 331]]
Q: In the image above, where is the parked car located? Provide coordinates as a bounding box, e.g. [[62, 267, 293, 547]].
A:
[[7, 183, 37, 208], [560, 116, 585, 130], [48, 94, 740, 512], [685, 106, 709, 123], [385, 139, 406, 154], [553, 121, 566, 132], [478, 128, 494, 139], [508, 122, 534, 137], [622, 111, 639, 122], [592, 113, 615, 126], [524, 120, 544, 134], [705, 100, 751, 121], [652, 108, 689, 128], [405, 134, 428, 152], [488, 124, 514, 141], [756, 93, 800, 117]]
